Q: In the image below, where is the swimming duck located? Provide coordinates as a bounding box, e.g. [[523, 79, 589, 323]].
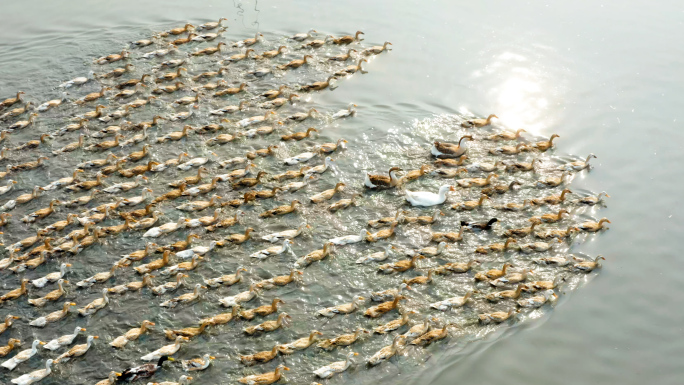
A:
[[494, 199, 530, 212], [503, 218, 542, 238], [59, 74, 91, 88], [204, 267, 246, 288], [108, 272, 155, 293], [152, 273, 188, 294], [365, 167, 401, 189], [223, 49, 255, 64], [28, 278, 67, 307], [221, 227, 254, 245], [461, 218, 500, 232], [250, 240, 295, 260], [164, 321, 211, 340], [259, 200, 300, 218], [378, 255, 424, 274], [29, 302, 75, 327], [74, 87, 111, 105], [185, 209, 221, 228], [218, 283, 260, 308], [178, 153, 217, 171], [12, 156, 48, 171], [258, 45, 287, 59], [456, 173, 498, 188], [530, 188, 573, 206], [121, 356, 175, 382], [10, 359, 53, 385], [0, 339, 21, 357], [573, 255, 605, 272], [519, 239, 562, 254], [52, 133, 84, 155], [0, 164, 12, 179], [99, 63, 134, 79], [314, 352, 357, 379], [366, 222, 398, 242], [334, 59, 367, 77], [475, 238, 517, 254], [160, 284, 204, 308], [142, 217, 187, 238], [536, 172, 571, 188], [485, 284, 525, 302], [279, 55, 313, 71], [410, 323, 457, 346], [374, 311, 416, 334], [430, 291, 474, 311], [0, 315, 20, 334], [78, 288, 109, 316], [163, 254, 204, 275], [577, 191, 610, 205], [461, 114, 498, 128], [490, 269, 534, 287], [171, 33, 198, 45], [281, 127, 317, 141], [191, 41, 226, 56], [532, 134, 560, 152], [43, 170, 85, 191], [244, 312, 292, 335], [283, 150, 319, 165], [330, 229, 368, 246], [240, 345, 281, 366], [37, 95, 67, 112], [237, 32, 263, 47], [8, 113, 38, 132], [94, 371, 122, 385], [432, 136, 473, 158], [0, 91, 24, 109], [240, 298, 285, 321], [153, 81, 186, 94], [134, 250, 172, 274], [487, 128, 526, 141], [561, 153, 597, 171], [116, 75, 151, 91], [318, 296, 365, 317], [269, 269, 304, 287], [365, 295, 405, 318], [363, 41, 392, 55], [517, 289, 558, 308], [310, 182, 345, 203], [408, 241, 448, 257], [506, 158, 539, 173], [0, 102, 32, 120], [301, 36, 330, 48], [300, 76, 336, 92], [479, 309, 517, 324], [367, 334, 405, 366], [237, 365, 289, 385], [452, 194, 490, 210], [21, 199, 61, 223], [290, 29, 317, 41], [114, 83, 147, 99], [294, 242, 333, 268], [329, 193, 359, 212], [54, 118, 88, 136], [403, 270, 435, 286], [532, 209, 570, 224], [489, 143, 528, 155], [93, 50, 129, 65], [182, 354, 214, 372], [260, 94, 299, 109], [54, 335, 97, 363], [232, 171, 267, 190], [405, 185, 455, 207], [0, 180, 17, 196], [474, 263, 512, 281], [1, 340, 44, 370], [29, 262, 69, 288], [534, 226, 581, 240]]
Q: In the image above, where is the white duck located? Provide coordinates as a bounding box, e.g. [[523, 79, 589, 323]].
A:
[[283, 151, 317, 165], [44, 326, 86, 351], [314, 352, 358, 379], [177, 153, 216, 170], [143, 218, 186, 238], [405, 185, 454, 207], [59, 72, 93, 88], [175, 241, 218, 259], [332, 103, 357, 119], [2, 340, 44, 370], [261, 224, 310, 243], [356, 245, 394, 264], [218, 284, 259, 307], [330, 229, 367, 245], [250, 240, 296, 260], [11, 359, 53, 385], [104, 175, 147, 194], [430, 291, 474, 311], [31, 263, 70, 288], [0, 180, 17, 195], [237, 111, 276, 128], [140, 336, 188, 361]]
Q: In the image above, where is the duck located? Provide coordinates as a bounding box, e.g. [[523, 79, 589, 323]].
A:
[[577, 191, 610, 205], [260, 94, 299, 109], [78, 288, 109, 316], [74, 87, 111, 105], [237, 365, 289, 385], [281, 127, 317, 141], [94, 371, 121, 385], [121, 356, 175, 382], [240, 346, 280, 366], [532, 134, 560, 152], [157, 125, 193, 143], [294, 242, 333, 268], [519, 239, 562, 254], [210, 100, 249, 116], [0, 179, 17, 196], [461, 218, 499, 232], [142, 218, 186, 238], [0, 315, 20, 334], [370, 285, 410, 303], [182, 354, 215, 371], [0, 339, 21, 357], [366, 222, 398, 242], [431, 136, 473, 158], [28, 278, 68, 307], [329, 193, 359, 212], [1, 340, 44, 370], [301, 36, 330, 48], [93, 50, 129, 64], [367, 334, 405, 366], [456, 173, 498, 188], [504, 218, 544, 238], [474, 263, 512, 282], [365, 295, 406, 318], [250, 239, 295, 260], [534, 226, 580, 240], [475, 238, 518, 254], [54, 335, 98, 363], [108, 272, 155, 293], [12, 133, 50, 151], [177, 153, 217, 171], [410, 323, 457, 346], [317, 296, 365, 317], [205, 211, 244, 232], [405, 185, 455, 207], [30, 262, 70, 288], [532, 209, 570, 224], [283, 150, 318, 165], [330, 229, 368, 245], [409, 241, 449, 257], [300, 76, 336, 92], [404, 270, 435, 286], [59, 74, 91, 88], [402, 210, 444, 226], [159, 284, 204, 308], [374, 311, 416, 334], [461, 114, 498, 128], [490, 269, 534, 287], [478, 309, 517, 324], [152, 273, 188, 294], [517, 289, 557, 308], [29, 302, 76, 327], [0, 164, 12, 179], [240, 298, 285, 321], [261, 223, 310, 243], [485, 284, 525, 302], [219, 284, 260, 308], [185, 209, 221, 228], [310, 182, 345, 203], [170, 167, 208, 188], [7, 112, 38, 132], [530, 189, 573, 206], [487, 128, 525, 141], [21, 198, 62, 223], [333, 59, 367, 77], [573, 255, 605, 272], [99, 63, 134, 79], [378, 255, 424, 274], [164, 321, 211, 340], [191, 41, 226, 56], [452, 194, 490, 210], [104, 175, 147, 194], [244, 312, 292, 335], [204, 267, 246, 289], [364, 167, 401, 189], [433, 259, 476, 275], [153, 81, 185, 94], [290, 29, 317, 41], [561, 153, 597, 171], [430, 291, 474, 311], [316, 328, 368, 351], [134, 250, 172, 274], [232, 172, 267, 189], [236, 32, 263, 47], [156, 67, 188, 83], [12, 156, 48, 172], [162, 254, 204, 274], [200, 306, 240, 327], [482, 181, 522, 196], [10, 359, 53, 385], [52, 134, 85, 155], [536, 172, 571, 187], [314, 352, 358, 379], [43, 170, 85, 191], [363, 41, 392, 55], [259, 200, 300, 218], [116, 75, 151, 90], [279, 55, 313, 71], [489, 143, 528, 155]]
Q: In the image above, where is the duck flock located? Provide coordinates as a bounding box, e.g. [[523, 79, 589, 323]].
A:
[[0, 18, 610, 385]]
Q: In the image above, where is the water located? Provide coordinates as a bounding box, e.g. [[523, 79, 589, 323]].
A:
[[0, 1, 682, 384]]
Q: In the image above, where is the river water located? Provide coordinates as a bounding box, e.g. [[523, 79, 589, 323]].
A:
[[0, 1, 682, 384]]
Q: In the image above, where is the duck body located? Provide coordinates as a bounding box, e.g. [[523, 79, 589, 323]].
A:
[[405, 185, 454, 207]]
